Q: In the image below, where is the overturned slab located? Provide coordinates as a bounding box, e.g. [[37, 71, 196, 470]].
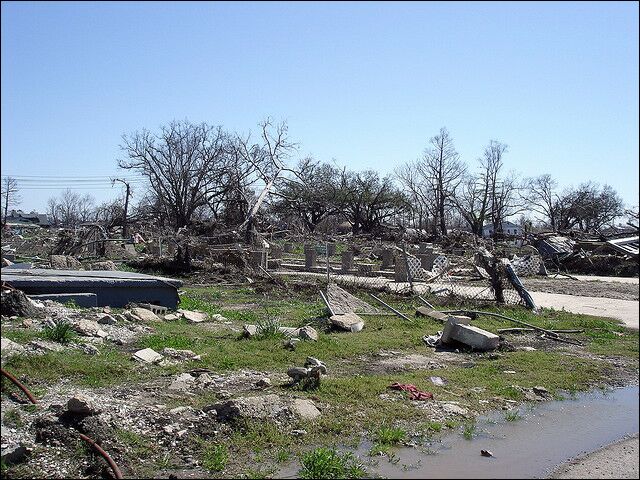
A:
[[330, 312, 364, 332], [1, 269, 182, 308]]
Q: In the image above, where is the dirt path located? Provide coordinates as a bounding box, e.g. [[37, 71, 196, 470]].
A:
[[550, 434, 639, 479]]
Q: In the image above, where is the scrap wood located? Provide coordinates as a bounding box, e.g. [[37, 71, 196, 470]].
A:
[[78, 433, 124, 480], [388, 382, 433, 400], [369, 293, 411, 321], [1, 367, 38, 404]]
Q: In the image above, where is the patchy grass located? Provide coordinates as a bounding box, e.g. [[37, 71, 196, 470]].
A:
[[298, 447, 366, 479], [3, 346, 147, 388], [201, 444, 229, 473]]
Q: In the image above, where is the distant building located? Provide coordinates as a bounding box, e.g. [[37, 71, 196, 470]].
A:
[[482, 221, 522, 237], [5, 209, 51, 228]]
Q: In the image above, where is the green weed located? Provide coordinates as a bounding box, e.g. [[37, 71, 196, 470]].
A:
[[298, 447, 366, 479], [201, 444, 229, 472], [42, 321, 75, 343]]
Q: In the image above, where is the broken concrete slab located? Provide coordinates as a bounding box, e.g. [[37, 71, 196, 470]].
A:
[[132, 347, 164, 364], [178, 309, 208, 323], [129, 307, 161, 322], [72, 319, 107, 338], [1, 269, 183, 308], [440, 315, 472, 344], [449, 324, 499, 351], [330, 312, 364, 332]]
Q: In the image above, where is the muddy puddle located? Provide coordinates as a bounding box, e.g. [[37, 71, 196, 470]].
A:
[[277, 385, 639, 479]]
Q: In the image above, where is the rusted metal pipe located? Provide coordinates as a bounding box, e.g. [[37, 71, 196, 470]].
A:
[[78, 433, 124, 479], [1, 367, 38, 404], [369, 293, 412, 321]]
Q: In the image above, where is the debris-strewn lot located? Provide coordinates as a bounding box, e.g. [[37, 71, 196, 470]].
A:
[[2, 279, 638, 479]]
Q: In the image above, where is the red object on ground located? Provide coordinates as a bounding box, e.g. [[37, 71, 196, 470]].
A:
[[388, 382, 434, 400]]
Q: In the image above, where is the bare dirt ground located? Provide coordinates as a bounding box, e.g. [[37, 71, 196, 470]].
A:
[[522, 277, 639, 301], [550, 434, 639, 479]]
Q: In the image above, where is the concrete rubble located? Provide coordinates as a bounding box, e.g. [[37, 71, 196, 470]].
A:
[[132, 347, 164, 364]]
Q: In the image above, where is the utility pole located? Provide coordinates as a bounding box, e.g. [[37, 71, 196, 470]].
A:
[[112, 178, 131, 239]]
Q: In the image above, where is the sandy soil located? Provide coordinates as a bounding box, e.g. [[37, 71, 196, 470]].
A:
[[550, 434, 639, 479]]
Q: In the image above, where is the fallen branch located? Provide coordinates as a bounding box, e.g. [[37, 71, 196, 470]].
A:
[[369, 293, 412, 321], [1, 368, 38, 404], [78, 433, 124, 480]]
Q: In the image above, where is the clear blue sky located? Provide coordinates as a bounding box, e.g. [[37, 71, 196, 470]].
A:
[[2, 1, 638, 212]]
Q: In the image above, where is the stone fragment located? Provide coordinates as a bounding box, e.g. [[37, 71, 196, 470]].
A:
[[330, 312, 364, 332], [132, 347, 164, 364], [295, 326, 319, 341], [178, 309, 208, 323], [97, 314, 117, 325], [67, 395, 99, 415], [243, 324, 258, 337], [255, 378, 271, 388], [290, 398, 321, 419], [130, 307, 161, 322], [164, 313, 180, 321]]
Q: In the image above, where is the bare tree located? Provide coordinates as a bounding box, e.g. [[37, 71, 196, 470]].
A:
[[523, 174, 561, 230], [395, 161, 434, 231], [118, 120, 231, 230], [234, 118, 297, 242], [47, 189, 95, 227], [452, 172, 491, 236], [557, 182, 624, 232], [1, 177, 21, 226], [481, 141, 524, 237], [418, 128, 466, 235]]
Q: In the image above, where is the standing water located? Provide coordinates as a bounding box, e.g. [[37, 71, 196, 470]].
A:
[[277, 385, 639, 479]]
